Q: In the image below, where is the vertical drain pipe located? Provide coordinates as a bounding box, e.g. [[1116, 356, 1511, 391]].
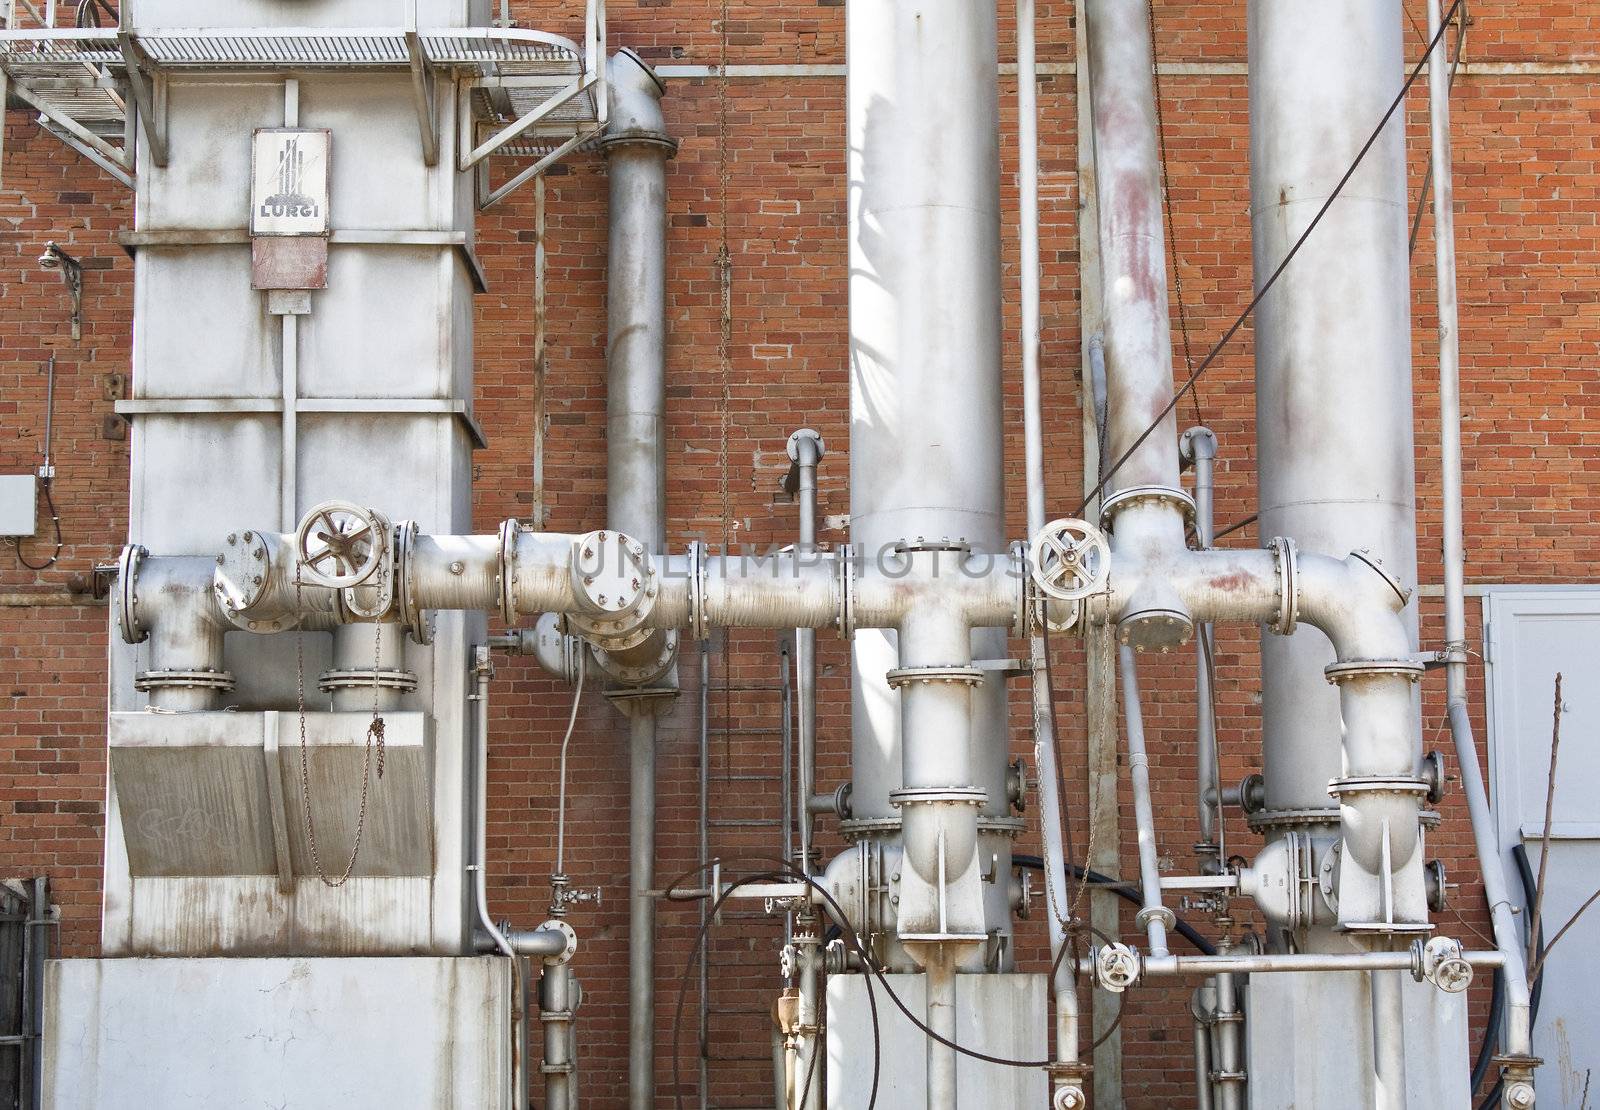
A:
[[599, 49, 678, 1110], [1117, 645, 1171, 957], [1019, 0, 1082, 1097], [787, 427, 825, 1110], [1427, 0, 1535, 1094]]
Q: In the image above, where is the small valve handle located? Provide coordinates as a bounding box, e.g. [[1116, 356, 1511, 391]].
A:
[[1028, 517, 1112, 602], [295, 500, 387, 590]]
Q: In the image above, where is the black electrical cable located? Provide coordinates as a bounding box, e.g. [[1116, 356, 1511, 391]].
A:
[[1475, 844, 1546, 1110], [1071, 0, 1466, 521], [1211, 512, 1258, 543], [670, 858, 1062, 1079], [12, 480, 63, 571], [667, 864, 882, 1110], [1014, 854, 1220, 957]]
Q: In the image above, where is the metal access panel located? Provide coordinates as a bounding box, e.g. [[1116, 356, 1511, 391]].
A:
[[1485, 587, 1600, 1108], [0, 475, 36, 536], [1246, 970, 1468, 1108], [43, 956, 512, 1110], [104, 710, 438, 955], [826, 973, 1046, 1108]]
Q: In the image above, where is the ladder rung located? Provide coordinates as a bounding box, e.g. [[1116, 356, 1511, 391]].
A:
[[707, 727, 784, 736], [706, 683, 786, 692], [708, 818, 783, 828]]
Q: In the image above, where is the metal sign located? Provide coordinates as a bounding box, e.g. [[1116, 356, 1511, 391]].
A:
[[250, 128, 330, 237]]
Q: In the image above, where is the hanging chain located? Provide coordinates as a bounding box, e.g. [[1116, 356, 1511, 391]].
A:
[[293, 550, 386, 889]]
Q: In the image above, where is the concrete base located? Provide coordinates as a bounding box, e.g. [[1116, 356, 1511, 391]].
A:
[[44, 956, 513, 1110], [1246, 970, 1469, 1109], [826, 972, 1046, 1109]]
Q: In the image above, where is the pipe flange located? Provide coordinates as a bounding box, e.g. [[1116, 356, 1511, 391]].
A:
[[498, 518, 520, 626], [395, 520, 433, 646], [786, 427, 826, 461], [687, 541, 709, 641], [592, 629, 679, 686], [135, 668, 236, 693], [978, 816, 1028, 839], [1246, 806, 1342, 833], [837, 816, 901, 840], [1099, 484, 1196, 530], [318, 668, 420, 695], [1268, 536, 1299, 634], [214, 530, 273, 618], [884, 665, 985, 689], [835, 543, 856, 638], [536, 918, 579, 964], [114, 543, 148, 644], [1351, 548, 1411, 607], [1323, 658, 1425, 685], [1135, 905, 1177, 931], [888, 787, 988, 809], [1326, 774, 1431, 800], [890, 537, 972, 556]]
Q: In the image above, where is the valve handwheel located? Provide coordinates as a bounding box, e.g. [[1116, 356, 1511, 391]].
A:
[[1028, 517, 1111, 602], [295, 501, 386, 590]]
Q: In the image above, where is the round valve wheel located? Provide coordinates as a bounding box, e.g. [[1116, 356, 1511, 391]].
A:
[[294, 501, 387, 590], [1028, 517, 1111, 602]]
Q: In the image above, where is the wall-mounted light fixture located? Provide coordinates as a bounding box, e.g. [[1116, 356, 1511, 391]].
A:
[[38, 241, 83, 342]]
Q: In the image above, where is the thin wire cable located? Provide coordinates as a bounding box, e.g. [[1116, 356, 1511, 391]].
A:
[[551, 649, 587, 877], [1071, 0, 1465, 520], [1212, 512, 1258, 542]]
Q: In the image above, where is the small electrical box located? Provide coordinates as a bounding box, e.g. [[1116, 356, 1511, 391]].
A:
[[0, 474, 38, 537]]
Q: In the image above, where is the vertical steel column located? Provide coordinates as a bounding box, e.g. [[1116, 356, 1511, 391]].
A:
[[1248, 0, 1419, 929]]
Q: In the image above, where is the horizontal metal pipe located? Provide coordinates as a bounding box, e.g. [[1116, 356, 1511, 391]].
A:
[[1102, 948, 1506, 978]]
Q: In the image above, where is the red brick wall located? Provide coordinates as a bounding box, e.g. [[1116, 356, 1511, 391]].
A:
[[2, 1, 1597, 1105]]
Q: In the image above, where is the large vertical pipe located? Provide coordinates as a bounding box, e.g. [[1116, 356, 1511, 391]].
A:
[[1248, 0, 1419, 885], [1083, 0, 1181, 505], [1083, 0, 1193, 655], [846, 0, 1009, 966], [601, 49, 676, 1110]]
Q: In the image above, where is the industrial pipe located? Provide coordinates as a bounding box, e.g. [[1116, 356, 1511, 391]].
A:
[[1248, 0, 1420, 947], [601, 48, 677, 1110], [846, 0, 1013, 986], [1426, 0, 1535, 1090], [788, 427, 825, 1110], [1118, 645, 1173, 957], [1181, 428, 1221, 852], [1019, 0, 1084, 1096]]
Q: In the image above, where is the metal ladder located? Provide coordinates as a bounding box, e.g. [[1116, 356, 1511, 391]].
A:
[[697, 636, 794, 1110]]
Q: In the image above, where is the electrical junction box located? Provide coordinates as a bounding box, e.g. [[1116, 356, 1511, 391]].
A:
[[0, 474, 37, 536]]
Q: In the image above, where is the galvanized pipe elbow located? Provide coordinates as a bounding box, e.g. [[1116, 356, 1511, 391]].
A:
[[115, 551, 234, 709], [602, 49, 675, 154]]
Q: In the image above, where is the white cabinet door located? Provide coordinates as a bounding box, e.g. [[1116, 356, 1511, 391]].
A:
[[1485, 589, 1600, 1108]]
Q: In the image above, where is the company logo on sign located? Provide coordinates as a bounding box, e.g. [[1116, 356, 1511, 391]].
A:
[[251, 129, 330, 236]]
